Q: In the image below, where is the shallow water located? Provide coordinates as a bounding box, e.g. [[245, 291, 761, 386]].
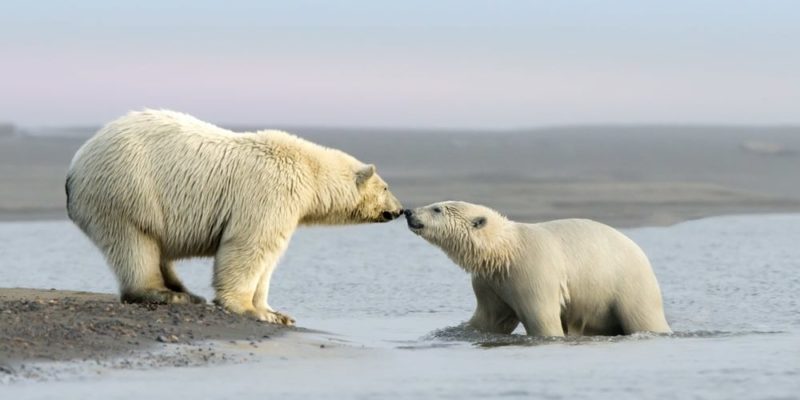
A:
[[1, 215, 799, 399]]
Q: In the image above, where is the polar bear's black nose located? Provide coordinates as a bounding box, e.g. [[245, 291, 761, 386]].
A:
[[403, 209, 412, 216], [382, 211, 394, 220]]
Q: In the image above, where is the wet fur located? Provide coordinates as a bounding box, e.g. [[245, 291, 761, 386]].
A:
[[408, 201, 671, 336]]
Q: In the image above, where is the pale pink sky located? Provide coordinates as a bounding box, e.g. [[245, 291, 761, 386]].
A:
[[1, 1, 799, 128]]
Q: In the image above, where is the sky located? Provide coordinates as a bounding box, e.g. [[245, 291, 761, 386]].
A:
[[1, 0, 799, 128]]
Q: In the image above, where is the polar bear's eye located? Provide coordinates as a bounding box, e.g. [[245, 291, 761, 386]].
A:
[[432, 207, 442, 213]]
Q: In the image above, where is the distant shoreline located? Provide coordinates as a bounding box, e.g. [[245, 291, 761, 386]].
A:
[[0, 209, 68, 222], [2, 127, 800, 228]]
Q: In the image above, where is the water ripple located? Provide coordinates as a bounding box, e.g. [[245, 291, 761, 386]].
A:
[[414, 324, 787, 348]]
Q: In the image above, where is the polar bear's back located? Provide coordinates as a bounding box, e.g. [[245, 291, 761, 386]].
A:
[[66, 110, 311, 257], [526, 218, 651, 274], [523, 218, 658, 294], [70, 110, 233, 165]]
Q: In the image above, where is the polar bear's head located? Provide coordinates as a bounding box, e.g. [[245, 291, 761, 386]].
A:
[[349, 163, 404, 223], [301, 152, 403, 225], [404, 201, 517, 277]]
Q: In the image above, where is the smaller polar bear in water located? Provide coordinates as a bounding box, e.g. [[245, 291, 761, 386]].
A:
[[404, 201, 671, 336]]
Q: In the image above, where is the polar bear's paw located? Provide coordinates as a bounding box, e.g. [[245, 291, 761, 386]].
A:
[[213, 297, 295, 325], [121, 289, 201, 305], [245, 308, 296, 326], [184, 292, 207, 304]]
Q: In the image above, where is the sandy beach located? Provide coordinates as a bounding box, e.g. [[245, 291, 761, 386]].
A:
[[1, 125, 799, 383]]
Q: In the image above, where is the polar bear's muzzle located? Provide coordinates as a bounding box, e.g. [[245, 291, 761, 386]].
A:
[[404, 209, 425, 230], [380, 209, 403, 222]]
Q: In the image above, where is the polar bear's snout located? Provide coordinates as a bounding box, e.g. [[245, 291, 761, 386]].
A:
[[404, 209, 425, 230], [382, 209, 403, 221]]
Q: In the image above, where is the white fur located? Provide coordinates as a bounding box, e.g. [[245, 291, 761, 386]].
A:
[[406, 201, 671, 336], [66, 109, 402, 324]]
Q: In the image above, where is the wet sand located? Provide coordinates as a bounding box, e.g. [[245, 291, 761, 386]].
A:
[[1, 125, 799, 380], [0, 288, 297, 381]]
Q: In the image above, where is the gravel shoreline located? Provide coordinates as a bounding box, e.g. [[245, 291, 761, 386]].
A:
[[0, 288, 291, 380]]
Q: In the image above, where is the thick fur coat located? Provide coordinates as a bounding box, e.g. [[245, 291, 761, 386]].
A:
[[67, 110, 403, 324], [405, 201, 671, 336]]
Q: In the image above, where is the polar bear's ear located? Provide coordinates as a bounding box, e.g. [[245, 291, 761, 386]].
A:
[[355, 164, 376, 186], [472, 216, 487, 229]]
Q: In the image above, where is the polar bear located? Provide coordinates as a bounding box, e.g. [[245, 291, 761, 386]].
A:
[[404, 201, 671, 336], [66, 110, 403, 324]]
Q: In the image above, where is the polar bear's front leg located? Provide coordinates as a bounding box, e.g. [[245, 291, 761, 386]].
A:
[[502, 274, 565, 337], [252, 265, 294, 326], [515, 298, 565, 337], [213, 239, 291, 324], [468, 277, 520, 334], [252, 237, 294, 326], [212, 242, 262, 316]]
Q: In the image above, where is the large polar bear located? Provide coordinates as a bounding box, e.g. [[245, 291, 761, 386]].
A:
[[66, 110, 403, 324], [404, 201, 671, 336]]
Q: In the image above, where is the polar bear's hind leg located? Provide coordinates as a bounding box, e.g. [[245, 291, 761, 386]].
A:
[[615, 299, 672, 334], [160, 259, 207, 304], [97, 223, 194, 304]]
